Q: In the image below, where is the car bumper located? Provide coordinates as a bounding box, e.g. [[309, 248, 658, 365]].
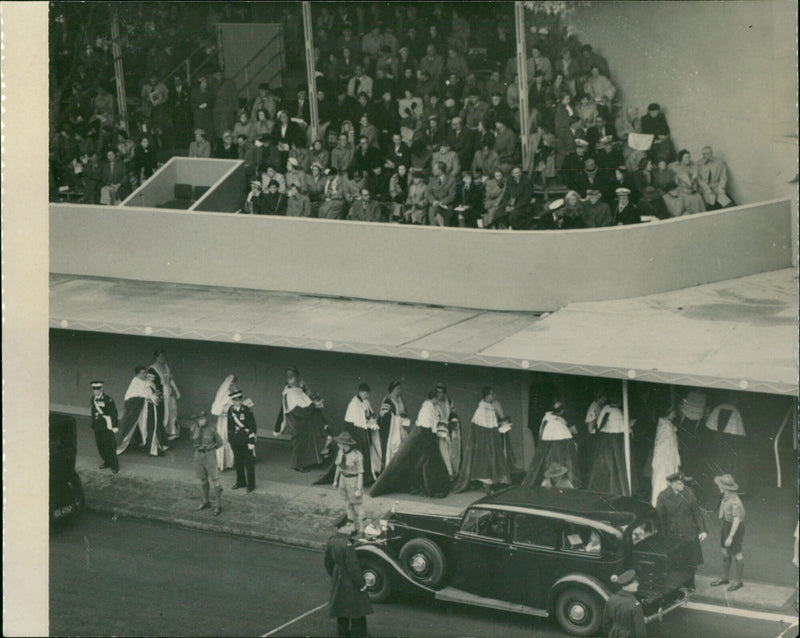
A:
[[643, 589, 692, 623]]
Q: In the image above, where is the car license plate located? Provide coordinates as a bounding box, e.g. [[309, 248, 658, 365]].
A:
[[53, 504, 75, 519]]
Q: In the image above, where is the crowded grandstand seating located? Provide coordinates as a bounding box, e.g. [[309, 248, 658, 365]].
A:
[[49, 2, 736, 228]]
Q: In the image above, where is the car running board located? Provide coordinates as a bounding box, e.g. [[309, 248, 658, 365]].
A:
[[434, 586, 549, 618]]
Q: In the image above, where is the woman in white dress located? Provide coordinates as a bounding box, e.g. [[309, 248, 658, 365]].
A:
[[650, 407, 681, 507], [211, 374, 238, 471]]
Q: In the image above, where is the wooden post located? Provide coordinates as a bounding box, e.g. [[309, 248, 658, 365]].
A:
[[301, 2, 320, 143], [514, 2, 531, 171], [622, 379, 632, 495]]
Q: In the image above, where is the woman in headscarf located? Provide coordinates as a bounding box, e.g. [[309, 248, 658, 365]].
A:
[[454, 387, 514, 493], [210, 374, 238, 471], [522, 401, 580, 489]]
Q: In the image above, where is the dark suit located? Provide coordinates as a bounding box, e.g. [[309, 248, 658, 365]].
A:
[[536, 212, 585, 230], [611, 200, 641, 225], [448, 127, 475, 172], [90, 392, 119, 472], [227, 404, 257, 490], [505, 175, 535, 228], [560, 151, 590, 190], [573, 170, 607, 199], [385, 142, 411, 170], [324, 532, 373, 636]]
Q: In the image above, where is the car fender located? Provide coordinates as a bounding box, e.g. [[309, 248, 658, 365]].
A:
[[548, 573, 611, 608], [355, 544, 437, 596]]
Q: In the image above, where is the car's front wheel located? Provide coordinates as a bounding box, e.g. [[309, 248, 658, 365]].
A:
[[398, 537, 447, 588], [554, 587, 603, 637], [360, 556, 392, 603]]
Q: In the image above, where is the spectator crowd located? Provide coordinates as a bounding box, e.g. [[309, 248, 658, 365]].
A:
[[49, 2, 736, 227]]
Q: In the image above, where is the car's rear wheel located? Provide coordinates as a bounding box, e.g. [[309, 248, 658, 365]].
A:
[[360, 556, 392, 603], [398, 537, 447, 588], [554, 587, 603, 637]]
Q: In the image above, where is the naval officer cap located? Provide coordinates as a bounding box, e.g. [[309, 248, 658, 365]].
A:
[[611, 569, 637, 586], [616, 187, 632, 196], [91, 380, 104, 389], [574, 139, 590, 148], [548, 198, 565, 211], [229, 389, 244, 399]]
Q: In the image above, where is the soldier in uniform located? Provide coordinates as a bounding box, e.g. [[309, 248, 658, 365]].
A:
[[655, 471, 707, 590], [90, 380, 119, 474], [227, 389, 257, 492], [191, 411, 223, 515], [324, 519, 373, 637], [602, 569, 647, 638], [332, 432, 365, 535]]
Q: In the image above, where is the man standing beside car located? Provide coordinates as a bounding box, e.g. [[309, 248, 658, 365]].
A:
[[655, 471, 707, 591], [90, 380, 119, 474], [324, 519, 373, 637], [602, 569, 647, 638]]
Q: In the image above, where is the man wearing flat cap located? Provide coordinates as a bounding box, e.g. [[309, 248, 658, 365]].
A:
[[90, 381, 120, 474], [191, 411, 223, 515], [227, 389, 257, 492], [602, 569, 647, 638], [656, 471, 707, 590]]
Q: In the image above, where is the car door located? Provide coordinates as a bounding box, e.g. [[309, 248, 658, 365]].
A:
[[503, 512, 562, 607], [451, 507, 512, 600]]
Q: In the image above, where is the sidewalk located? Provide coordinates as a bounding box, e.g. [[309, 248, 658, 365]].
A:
[[74, 419, 798, 615]]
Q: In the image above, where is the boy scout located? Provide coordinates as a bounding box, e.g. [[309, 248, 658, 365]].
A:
[[90, 380, 120, 474], [191, 411, 223, 516], [332, 432, 365, 534]]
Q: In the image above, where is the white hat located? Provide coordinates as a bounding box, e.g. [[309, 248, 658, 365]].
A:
[[575, 138, 590, 148], [548, 198, 565, 211], [287, 157, 299, 168], [616, 187, 631, 196]]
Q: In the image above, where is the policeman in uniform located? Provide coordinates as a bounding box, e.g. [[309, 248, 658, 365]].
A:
[[227, 389, 257, 492], [655, 471, 707, 590], [324, 519, 373, 637], [602, 569, 647, 638], [191, 410, 223, 515], [332, 432, 365, 535], [90, 380, 120, 473]]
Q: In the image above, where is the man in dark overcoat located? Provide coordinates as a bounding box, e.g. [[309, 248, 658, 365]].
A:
[[655, 471, 707, 589], [602, 569, 647, 638], [324, 520, 373, 637]]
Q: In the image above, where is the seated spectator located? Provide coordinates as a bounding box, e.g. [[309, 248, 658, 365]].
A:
[[255, 135, 282, 176], [482, 169, 508, 229], [587, 114, 617, 151], [698, 146, 735, 209], [415, 114, 446, 152], [373, 69, 396, 108], [574, 157, 607, 199], [347, 65, 374, 100], [652, 158, 676, 193], [529, 130, 557, 186], [351, 135, 383, 179], [100, 148, 130, 205], [386, 133, 411, 172], [243, 180, 267, 215], [583, 65, 616, 106], [331, 133, 355, 175], [461, 91, 488, 132], [576, 95, 599, 130], [615, 106, 641, 142], [445, 47, 469, 79], [594, 135, 625, 172], [115, 130, 136, 168], [348, 187, 384, 222], [133, 136, 158, 183], [309, 139, 330, 172], [358, 113, 379, 149], [494, 120, 519, 171], [189, 128, 212, 158], [563, 190, 586, 226], [528, 72, 551, 115], [262, 179, 288, 216], [463, 73, 484, 104], [214, 130, 238, 159], [260, 165, 286, 193], [432, 141, 461, 177], [289, 86, 311, 125], [443, 74, 465, 103], [579, 44, 610, 80], [273, 110, 305, 167], [556, 48, 581, 97], [632, 158, 655, 199], [388, 164, 410, 221], [403, 170, 429, 224], [421, 94, 447, 130], [427, 160, 458, 226], [536, 198, 584, 230], [82, 152, 102, 204], [233, 110, 257, 142], [641, 102, 675, 163], [251, 83, 279, 122], [484, 70, 506, 103], [611, 188, 641, 225], [661, 181, 692, 217], [561, 138, 591, 191], [285, 157, 309, 193], [398, 68, 419, 99], [288, 142, 311, 173], [582, 188, 613, 228], [366, 162, 392, 202], [605, 166, 637, 204], [472, 137, 501, 176], [307, 163, 327, 216], [527, 45, 553, 83], [319, 168, 349, 220], [253, 110, 274, 141], [419, 44, 444, 84], [638, 183, 671, 220], [374, 90, 400, 148], [668, 150, 707, 214], [505, 166, 535, 229], [285, 183, 311, 217], [409, 138, 433, 174], [396, 46, 416, 78], [453, 171, 484, 228], [414, 69, 437, 100]]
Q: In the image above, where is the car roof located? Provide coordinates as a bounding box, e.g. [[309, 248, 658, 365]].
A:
[[471, 486, 654, 527]]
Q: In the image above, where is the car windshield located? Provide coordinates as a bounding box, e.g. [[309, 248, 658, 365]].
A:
[[630, 515, 658, 545]]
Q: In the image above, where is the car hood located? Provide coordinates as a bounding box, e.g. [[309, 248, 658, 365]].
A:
[[389, 511, 462, 536]]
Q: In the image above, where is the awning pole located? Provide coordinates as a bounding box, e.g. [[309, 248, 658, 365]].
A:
[[773, 403, 793, 488], [622, 379, 632, 495], [301, 2, 320, 142], [514, 1, 531, 170]]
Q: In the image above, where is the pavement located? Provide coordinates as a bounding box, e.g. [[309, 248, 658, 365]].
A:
[[72, 417, 799, 618]]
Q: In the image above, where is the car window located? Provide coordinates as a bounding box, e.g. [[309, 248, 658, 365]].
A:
[[513, 514, 558, 549], [460, 508, 510, 540], [631, 517, 657, 545], [561, 523, 603, 555]]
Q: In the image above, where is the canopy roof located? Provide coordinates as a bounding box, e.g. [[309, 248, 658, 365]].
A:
[[50, 269, 798, 396]]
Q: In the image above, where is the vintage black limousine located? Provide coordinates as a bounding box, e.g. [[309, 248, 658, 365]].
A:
[[356, 487, 694, 636], [50, 412, 85, 527]]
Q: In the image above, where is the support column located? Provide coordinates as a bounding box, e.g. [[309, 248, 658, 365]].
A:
[[110, 9, 128, 135], [622, 379, 632, 494], [301, 2, 320, 143], [521, 374, 533, 467], [514, 2, 531, 170]]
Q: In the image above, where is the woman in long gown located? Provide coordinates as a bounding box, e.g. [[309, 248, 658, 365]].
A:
[[211, 374, 238, 471], [587, 397, 636, 496], [433, 384, 462, 482], [116, 366, 152, 454], [377, 380, 409, 469], [522, 401, 580, 489], [650, 408, 681, 507], [149, 349, 182, 440], [454, 387, 514, 493], [343, 384, 382, 486], [370, 390, 453, 498], [278, 366, 329, 472]]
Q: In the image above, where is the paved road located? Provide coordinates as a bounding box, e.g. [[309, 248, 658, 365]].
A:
[[51, 512, 797, 637]]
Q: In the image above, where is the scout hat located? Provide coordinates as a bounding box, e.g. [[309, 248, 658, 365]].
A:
[[335, 431, 357, 447], [545, 463, 568, 479], [611, 569, 637, 586], [714, 473, 739, 491], [229, 389, 243, 399], [90, 380, 104, 389]]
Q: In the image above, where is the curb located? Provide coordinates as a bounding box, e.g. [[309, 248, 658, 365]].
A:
[[85, 501, 326, 552]]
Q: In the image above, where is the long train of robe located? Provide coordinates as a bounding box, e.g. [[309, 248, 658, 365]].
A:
[[454, 423, 514, 492], [115, 397, 147, 454], [284, 403, 329, 470], [587, 432, 636, 496], [522, 438, 580, 489]]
